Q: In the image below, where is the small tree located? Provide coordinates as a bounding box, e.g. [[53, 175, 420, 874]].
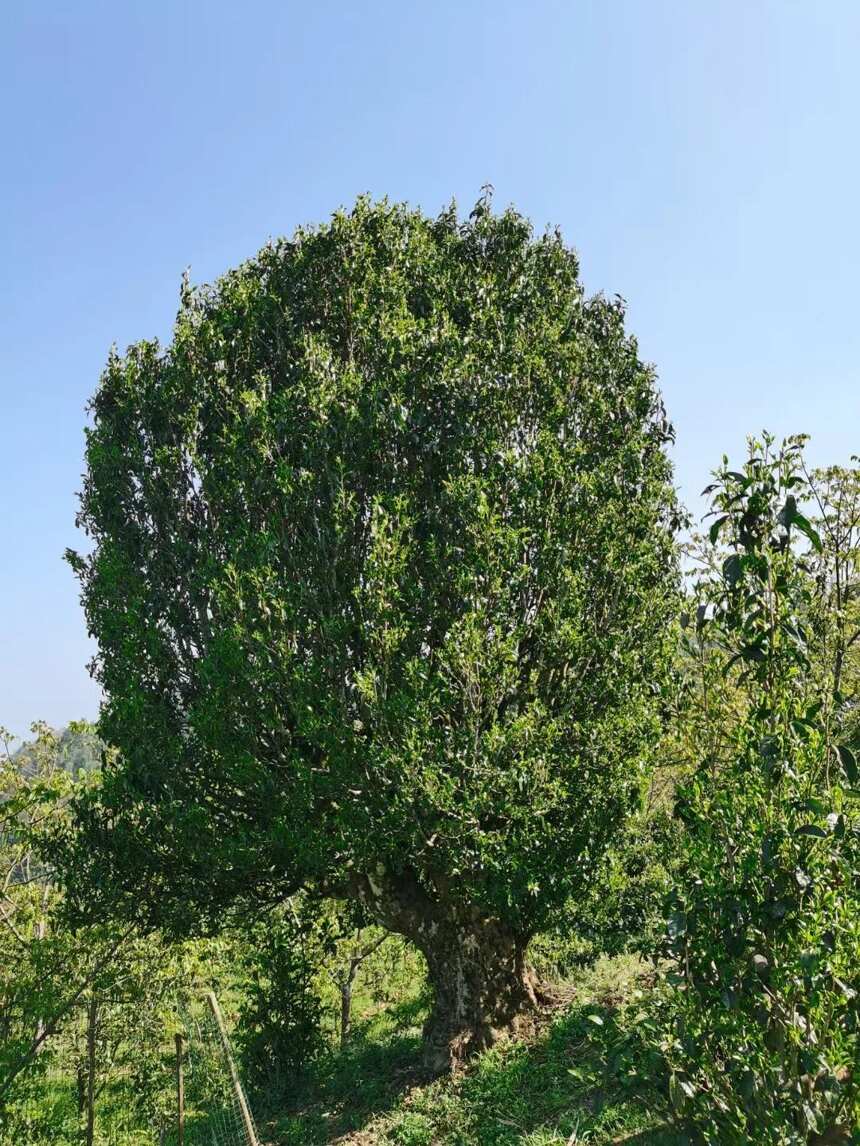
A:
[[0, 724, 96, 1114], [234, 903, 325, 1102], [64, 194, 680, 1069], [0, 725, 186, 1139], [661, 437, 860, 1142], [806, 462, 860, 714]]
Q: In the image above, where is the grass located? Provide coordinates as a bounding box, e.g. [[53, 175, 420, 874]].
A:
[[2, 1072, 157, 1146], [263, 957, 687, 1146]]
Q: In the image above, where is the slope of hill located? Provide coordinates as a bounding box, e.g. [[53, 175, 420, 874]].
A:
[[13, 724, 102, 778], [264, 957, 681, 1146]]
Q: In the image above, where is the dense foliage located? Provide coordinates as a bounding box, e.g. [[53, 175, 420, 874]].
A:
[[0, 727, 192, 1142], [659, 438, 860, 1142], [235, 902, 326, 1098], [62, 194, 680, 1067]]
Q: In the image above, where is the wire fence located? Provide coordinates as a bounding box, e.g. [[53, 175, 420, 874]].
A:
[[176, 992, 261, 1146], [0, 990, 260, 1146]]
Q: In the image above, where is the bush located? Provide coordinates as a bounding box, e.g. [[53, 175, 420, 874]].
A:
[[236, 904, 325, 1102], [531, 808, 680, 979], [658, 436, 860, 1143]]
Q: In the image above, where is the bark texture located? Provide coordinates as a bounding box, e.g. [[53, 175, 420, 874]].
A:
[[342, 869, 539, 1073], [419, 914, 538, 1072]]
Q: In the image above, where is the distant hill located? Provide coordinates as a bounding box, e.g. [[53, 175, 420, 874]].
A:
[[13, 725, 103, 778]]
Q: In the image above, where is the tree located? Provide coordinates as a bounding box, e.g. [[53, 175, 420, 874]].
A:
[[1, 723, 83, 1109], [63, 194, 680, 1070], [0, 724, 186, 1141], [660, 437, 860, 1142], [234, 900, 326, 1101], [806, 462, 860, 715]]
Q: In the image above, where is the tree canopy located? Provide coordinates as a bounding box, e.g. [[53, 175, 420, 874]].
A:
[[63, 194, 680, 1066]]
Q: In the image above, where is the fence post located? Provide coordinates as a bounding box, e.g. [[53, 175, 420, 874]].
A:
[[85, 992, 97, 1146], [175, 1032, 185, 1146], [204, 991, 259, 1146]]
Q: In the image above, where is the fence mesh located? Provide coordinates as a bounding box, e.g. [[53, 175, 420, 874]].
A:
[[177, 994, 260, 1146], [0, 990, 259, 1146]]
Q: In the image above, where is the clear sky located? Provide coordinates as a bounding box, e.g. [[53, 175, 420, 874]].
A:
[[2, 1, 859, 739]]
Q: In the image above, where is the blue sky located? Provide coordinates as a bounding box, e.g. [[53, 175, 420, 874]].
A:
[[2, 1, 858, 739]]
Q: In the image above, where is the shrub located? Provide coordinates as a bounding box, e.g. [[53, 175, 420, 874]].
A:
[[236, 905, 325, 1102], [659, 436, 860, 1143]]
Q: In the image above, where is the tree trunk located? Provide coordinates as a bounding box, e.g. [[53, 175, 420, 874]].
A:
[[77, 1064, 86, 1116], [418, 915, 538, 1073], [339, 968, 355, 1049], [345, 870, 539, 1073], [34, 882, 51, 1050], [175, 1033, 185, 1146]]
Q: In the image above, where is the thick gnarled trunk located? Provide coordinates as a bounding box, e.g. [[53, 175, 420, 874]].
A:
[[343, 869, 539, 1072], [419, 915, 538, 1073]]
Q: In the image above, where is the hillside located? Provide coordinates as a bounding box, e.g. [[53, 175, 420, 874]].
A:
[[260, 957, 682, 1146], [12, 724, 102, 778]]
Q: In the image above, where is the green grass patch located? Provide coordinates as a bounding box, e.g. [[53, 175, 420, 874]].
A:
[[266, 956, 686, 1146]]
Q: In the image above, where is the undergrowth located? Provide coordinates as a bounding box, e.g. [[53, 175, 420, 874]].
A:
[[265, 956, 687, 1146]]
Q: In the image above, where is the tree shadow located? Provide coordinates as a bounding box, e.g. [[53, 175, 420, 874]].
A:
[[435, 1001, 687, 1145], [266, 996, 692, 1145], [264, 1007, 429, 1144]]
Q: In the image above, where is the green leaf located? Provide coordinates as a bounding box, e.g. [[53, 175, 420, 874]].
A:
[[801, 1102, 820, 1133], [777, 494, 823, 551], [751, 954, 770, 978], [739, 1070, 756, 1100], [826, 812, 844, 837], [777, 494, 798, 529], [668, 1073, 686, 1112], [667, 910, 687, 939], [794, 825, 827, 839], [709, 514, 729, 543], [723, 553, 743, 587], [791, 511, 823, 552], [837, 744, 859, 784], [741, 640, 766, 663]]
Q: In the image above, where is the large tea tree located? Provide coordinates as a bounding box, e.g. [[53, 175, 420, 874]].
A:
[[65, 196, 680, 1070]]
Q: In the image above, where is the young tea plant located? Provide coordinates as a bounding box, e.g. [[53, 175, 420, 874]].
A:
[[660, 435, 860, 1143]]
